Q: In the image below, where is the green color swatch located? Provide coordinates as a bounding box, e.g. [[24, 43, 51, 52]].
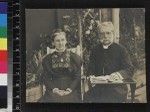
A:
[[0, 27, 7, 37]]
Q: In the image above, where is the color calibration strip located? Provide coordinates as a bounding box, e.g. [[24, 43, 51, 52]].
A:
[[0, 2, 7, 86], [0, 1, 7, 108]]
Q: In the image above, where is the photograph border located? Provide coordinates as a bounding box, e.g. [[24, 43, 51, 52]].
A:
[[21, 0, 150, 112]]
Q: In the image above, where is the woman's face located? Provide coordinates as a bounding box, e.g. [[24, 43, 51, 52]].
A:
[[53, 34, 67, 52]]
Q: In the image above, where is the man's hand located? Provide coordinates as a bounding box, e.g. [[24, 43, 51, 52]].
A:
[[88, 75, 96, 87], [109, 72, 124, 82], [89, 75, 96, 83]]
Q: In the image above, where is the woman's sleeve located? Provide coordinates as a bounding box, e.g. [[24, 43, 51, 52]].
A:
[[42, 56, 55, 92]]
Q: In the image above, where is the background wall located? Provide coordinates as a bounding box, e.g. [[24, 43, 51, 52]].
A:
[[26, 9, 57, 54]]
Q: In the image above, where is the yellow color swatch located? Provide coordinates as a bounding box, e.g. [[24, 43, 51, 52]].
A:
[[0, 38, 7, 50]]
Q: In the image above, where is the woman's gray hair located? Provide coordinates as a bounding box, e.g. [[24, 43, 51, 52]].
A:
[[51, 29, 66, 41]]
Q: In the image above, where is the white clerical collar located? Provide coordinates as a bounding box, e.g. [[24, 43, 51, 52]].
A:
[[103, 45, 109, 49], [102, 43, 112, 49]]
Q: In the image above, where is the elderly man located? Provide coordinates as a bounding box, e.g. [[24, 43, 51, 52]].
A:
[[84, 22, 134, 103]]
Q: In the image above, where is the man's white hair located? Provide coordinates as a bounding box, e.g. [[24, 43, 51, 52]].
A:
[[99, 21, 115, 32]]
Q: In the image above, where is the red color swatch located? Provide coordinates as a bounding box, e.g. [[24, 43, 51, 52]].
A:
[[0, 50, 7, 61]]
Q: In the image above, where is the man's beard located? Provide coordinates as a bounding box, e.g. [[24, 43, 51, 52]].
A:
[[102, 40, 111, 46]]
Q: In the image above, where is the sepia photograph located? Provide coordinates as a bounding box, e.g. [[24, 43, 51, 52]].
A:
[[25, 8, 146, 103]]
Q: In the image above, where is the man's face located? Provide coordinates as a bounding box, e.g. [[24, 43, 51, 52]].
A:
[[53, 34, 67, 52], [99, 29, 114, 46]]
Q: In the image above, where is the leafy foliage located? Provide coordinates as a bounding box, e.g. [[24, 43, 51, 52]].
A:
[[26, 9, 145, 86]]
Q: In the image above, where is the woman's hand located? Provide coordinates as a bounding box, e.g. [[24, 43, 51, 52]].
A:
[[52, 88, 65, 96], [63, 88, 72, 95], [52, 88, 72, 96], [57, 90, 66, 96]]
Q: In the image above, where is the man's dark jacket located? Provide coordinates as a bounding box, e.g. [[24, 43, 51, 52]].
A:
[[85, 43, 134, 103]]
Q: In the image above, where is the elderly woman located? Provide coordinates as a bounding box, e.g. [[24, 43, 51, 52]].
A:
[[40, 29, 82, 102]]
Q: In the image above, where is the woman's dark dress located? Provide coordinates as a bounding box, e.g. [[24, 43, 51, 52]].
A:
[[40, 50, 82, 103]]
